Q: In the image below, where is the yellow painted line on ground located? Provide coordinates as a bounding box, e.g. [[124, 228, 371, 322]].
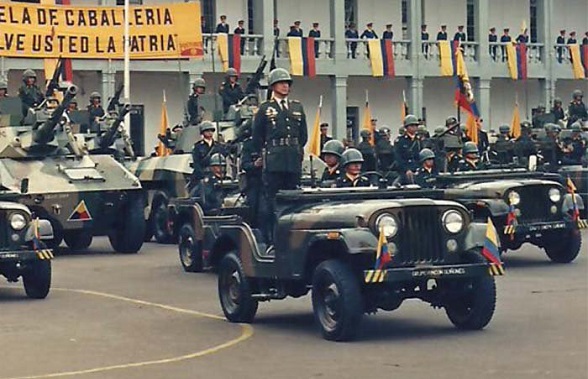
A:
[[1, 287, 253, 379]]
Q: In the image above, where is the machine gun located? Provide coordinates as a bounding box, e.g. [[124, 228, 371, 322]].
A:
[[244, 55, 267, 95], [45, 57, 65, 98], [99, 104, 132, 151], [107, 83, 124, 113], [33, 85, 78, 145]]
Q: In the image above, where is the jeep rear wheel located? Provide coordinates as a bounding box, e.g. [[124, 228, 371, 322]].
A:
[[152, 195, 174, 244], [63, 230, 93, 251], [311, 260, 363, 341], [444, 275, 496, 330], [218, 252, 258, 323], [109, 195, 146, 254], [178, 223, 203, 272], [23, 260, 51, 299], [544, 229, 582, 263]]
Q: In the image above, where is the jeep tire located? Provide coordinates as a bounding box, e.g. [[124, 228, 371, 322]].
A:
[[444, 274, 496, 330], [178, 223, 203, 272], [109, 195, 146, 254], [544, 229, 582, 263], [23, 260, 51, 299], [311, 260, 363, 341], [218, 252, 258, 323], [152, 194, 174, 244]]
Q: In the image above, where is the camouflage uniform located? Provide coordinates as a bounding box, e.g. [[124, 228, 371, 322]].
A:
[[18, 85, 44, 117]]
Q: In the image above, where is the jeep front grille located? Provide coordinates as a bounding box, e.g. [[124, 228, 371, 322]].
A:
[[396, 206, 446, 265], [512, 185, 561, 223], [0, 211, 9, 249]]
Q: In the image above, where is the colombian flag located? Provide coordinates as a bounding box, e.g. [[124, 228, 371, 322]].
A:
[[454, 47, 480, 118], [567, 177, 581, 222], [368, 39, 395, 77], [374, 227, 392, 270], [439, 41, 460, 76], [506, 43, 527, 80], [288, 37, 316, 77], [510, 102, 521, 139], [306, 97, 323, 157], [569, 44, 586, 79], [217, 33, 242, 74]]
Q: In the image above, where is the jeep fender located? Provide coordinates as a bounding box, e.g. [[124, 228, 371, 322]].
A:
[[169, 201, 205, 240], [308, 228, 377, 255], [462, 222, 496, 251], [213, 224, 269, 277], [563, 193, 585, 212], [24, 219, 54, 242], [472, 199, 510, 217]]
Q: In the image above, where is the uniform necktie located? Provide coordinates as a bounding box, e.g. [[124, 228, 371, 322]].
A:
[[280, 99, 288, 111]]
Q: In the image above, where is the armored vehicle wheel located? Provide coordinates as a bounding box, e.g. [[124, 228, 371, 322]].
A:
[[218, 252, 258, 323], [63, 230, 93, 251], [23, 260, 51, 299], [444, 274, 496, 330], [108, 195, 146, 254], [544, 229, 582, 263], [178, 223, 203, 272], [311, 260, 363, 341], [152, 196, 174, 244]]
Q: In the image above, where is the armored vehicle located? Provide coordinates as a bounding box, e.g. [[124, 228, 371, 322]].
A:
[[439, 169, 585, 263], [0, 86, 145, 253], [171, 186, 503, 341], [0, 202, 54, 299]]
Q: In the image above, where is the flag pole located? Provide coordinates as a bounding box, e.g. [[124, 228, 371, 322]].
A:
[[310, 95, 323, 189], [123, 0, 131, 138]]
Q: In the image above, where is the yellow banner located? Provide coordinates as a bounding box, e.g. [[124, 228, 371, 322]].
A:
[[288, 37, 303, 76], [368, 39, 383, 77], [569, 44, 586, 79], [438, 41, 454, 76], [0, 2, 203, 59]]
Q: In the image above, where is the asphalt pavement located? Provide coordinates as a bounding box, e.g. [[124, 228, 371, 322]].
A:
[[1, 233, 586, 379]]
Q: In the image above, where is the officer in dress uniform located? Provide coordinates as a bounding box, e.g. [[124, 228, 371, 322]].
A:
[[219, 68, 245, 114], [18, 69, 44, 117], [252, 68, 308, 243], [357, 129, 377, 172], [453, 25, 466, 42], [492, 124, 514, 165], [346, 23, 359, 59], [556, 29, 566, 63], [309, 23, 321, 58], [215, 15, 229, 33], [194, 153, 228, 214], [190, 121, 224, 189], [319, 123, 332, 152], [395, 115, 422, 184], [500, 28, 511, 61], [383, 24, 394, 40], [421, 24, 430, 58], [320, 140, 344, 182], [457, 142, 486, 171], [436, 25, 448, 41], [414, 149, 438, 189], [516, 29, 529, 44], [513, 121, 537, 166], [240, 121, 263, 228], [292, 21, 303, 37], [336, 149, 370, 188], [376, 126, 395, 175], [489, 27, 498, 60], [567, 90, 587, 127], [234, 20, 246, 55], [187, 78, 206, 125]]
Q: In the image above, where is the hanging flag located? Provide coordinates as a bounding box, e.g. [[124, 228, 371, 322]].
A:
[[439, 40, 460, 76], [504, 194, 518, 239], [374, 227, 392, 270], [581, 45, 588, 78], [157, 90, 170, 157], [306, 96, 323, 157], [465, 113, 479, 145], [510, 101, 521, 139], [506, 42, 527, 80], [482, 218, 505, 276], [454, 47, 480, 118], [567, 177, 581, 222], [217, 33, 242, 74], [401, 90, 408, 123], [368, 39, 395, 77], [288, 37, 316, 77], [569, 44, 586, 79], [362, 91, 374, 145]]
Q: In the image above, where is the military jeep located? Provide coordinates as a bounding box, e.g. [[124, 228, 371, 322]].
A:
[[172, 187, 502, 341], [439, 169, 585, 263], [0, 201, 54, 299]]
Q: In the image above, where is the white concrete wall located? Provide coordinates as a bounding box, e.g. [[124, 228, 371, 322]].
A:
[[357, 0, 403, 39], [486, 0, 530, 35], [489, 78, 540, 127], [213, 0, 248, 31], [423, 77, 456, 128], [551, 0, 588, 41], [555, 80, 588, 106], [423, 0, 466, 39], [275, 0, 332, 38]]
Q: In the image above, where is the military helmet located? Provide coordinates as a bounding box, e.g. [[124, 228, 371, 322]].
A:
[[268, 68, 292, 86], [445, 116, 458, 127], [552, 124, 562, 133], [379, 126, 391, 134], [90, 91, 101, 99], [419, 148, 436, 162], [553, 97, 562, 105], [200, 121, 216, 133], [340, 148, 364, 166], [537, 104, 546, 111], [403, 114, 419, 127], [572, 89, 583, 98], [193, 78, 206, 89], [360, 129, 371, 138], [23, 69, 36, 79], [0, 80, 7, 89], [209, 153, 226, 166], [322, 140, 345, 158], [520, 120, 531, 129], [498, 124, 510, 134], [434, 126, 446, 136], [417, 125, 428, 133], [226, 67, 239, 77], [571, 121, 582, 132], [463, 141, 479, 155]]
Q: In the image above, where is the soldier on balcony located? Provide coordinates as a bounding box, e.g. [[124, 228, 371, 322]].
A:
[[516, 28, 529, 44], [383, 24, 394, 40], [309, 22, 321, 58], [500, 28, 511, 62], [234, 20, 246, 55], [215, 15, 229, 33], [489, 27, 498, 60], [556, 29, 566, 63], [453, 25, 466, 42], [421, 24, 430, 58], [436, 25, 448, 41], [345, 23, 359, 59]]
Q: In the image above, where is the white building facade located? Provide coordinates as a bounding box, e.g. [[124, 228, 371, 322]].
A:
[[2, 0, 587, 151]]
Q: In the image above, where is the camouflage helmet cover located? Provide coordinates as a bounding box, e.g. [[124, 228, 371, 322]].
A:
[[268, 68, 292, 86], [321, 139, 345, 158], [340, 148, 364, 166]]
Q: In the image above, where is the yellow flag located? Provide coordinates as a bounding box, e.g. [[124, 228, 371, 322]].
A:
[[306, 96, 322, 157], [216, 33, 229, 72], [510, 102, 521, 139], [569, 45, 586, 79], [466, 113, 478, 145], [362, 91, 374, 145], [157, 91, 170, 157]]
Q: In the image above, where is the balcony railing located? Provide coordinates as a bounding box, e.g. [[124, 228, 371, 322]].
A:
[[553, 43, 582, 65], [344, 39, 411, 61], [487, 42, 544, 64], [202, 33, 264, 57], [421, 41, 478, 62], [275, 37, 335, 59]]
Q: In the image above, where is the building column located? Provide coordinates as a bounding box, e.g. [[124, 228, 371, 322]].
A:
[[474, 0, 491, 65], [330, 0, 346, 62], [477, 78, 491, 126], [330, 75, 347, 140], [539, 0, 554, 104], [408, 77, 423, 118], [260, 0, 275, 59]]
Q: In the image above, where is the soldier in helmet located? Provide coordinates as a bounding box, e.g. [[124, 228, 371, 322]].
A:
[[513, 121, 537, 166], [320, 139, 344, 182], [192, 153, 228, 214], [376, 126, 395, 174], [240, 120, 263, 227], [18, 69, 44, 117], [532, 104, 547, 129], [336, 149, 370, 188], [567, 89, 587, 127], [357, 129, 377, 171], [538, 123, 563, 169], [219, 68, 244, 114], [319, 123, 333, 152], [395, 115, 422, 183], [457, 142, 486, 171], [252, 68, 308, 243], [87, 91, 105, 131], [551, 98, 565, 122], [417, 124, 432, 149], [190, 121, 225, 188], [491, 124, 514, 165], [414, 148, 438, 188], [66, 99, 78, 114], [0, 79, 8, 98], [188, 78, 206, 125], [561, 122, 586, 165], [445, 116, 460, 135]]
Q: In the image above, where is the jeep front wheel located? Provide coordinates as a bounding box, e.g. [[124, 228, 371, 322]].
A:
[[178, 223, 203, 272], [152, 195, 174, 244], [218, 252, 258, 323], [444, 275, 496, 330], [544, 229, 582, 263], [311, 260, 363, 341], [23, 260, 52, 299]]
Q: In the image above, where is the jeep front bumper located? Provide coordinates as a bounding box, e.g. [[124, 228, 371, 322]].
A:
[[363, 262, 502, 284], [0, 249, 54, 262], [503, 220, 587, 236]]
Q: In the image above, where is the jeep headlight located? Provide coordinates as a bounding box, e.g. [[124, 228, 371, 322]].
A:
[[508, 191, 521, 206], [9, 213, 27, 231], [442, 210, 464, 234], [375, 214, 398, 238], [548, 188, 561, 203]]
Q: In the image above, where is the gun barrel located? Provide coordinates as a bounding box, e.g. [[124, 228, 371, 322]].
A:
[[33, 85, 78, 145], [100, 104, 132, 149]]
